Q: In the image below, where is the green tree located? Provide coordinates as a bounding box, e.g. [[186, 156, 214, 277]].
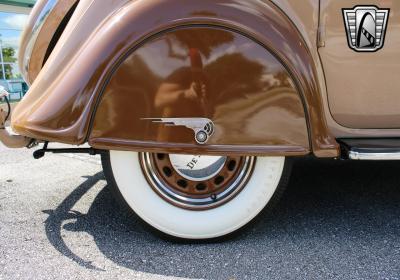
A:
[[2, 47, 16, 63], [0, 47, 17, 79], [4, 64, 14, 79]]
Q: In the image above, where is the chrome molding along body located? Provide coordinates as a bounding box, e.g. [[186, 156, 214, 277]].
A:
[[348, 151, 400, 160], [340, 138, 400, 161]]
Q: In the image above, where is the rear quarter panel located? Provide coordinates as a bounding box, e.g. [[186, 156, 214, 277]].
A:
[[12, 0, 339, 157]]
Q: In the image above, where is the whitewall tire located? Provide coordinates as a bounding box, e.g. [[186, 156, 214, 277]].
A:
[[101, 151, 290, 240]]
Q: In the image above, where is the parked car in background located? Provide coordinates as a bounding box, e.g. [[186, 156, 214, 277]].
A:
[[1, 0, 399, 240]]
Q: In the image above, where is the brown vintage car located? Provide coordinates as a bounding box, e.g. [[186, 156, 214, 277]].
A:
[[0, 0, 397, 240]]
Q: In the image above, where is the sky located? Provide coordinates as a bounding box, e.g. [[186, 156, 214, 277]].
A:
[[0, 12, 28, 54]]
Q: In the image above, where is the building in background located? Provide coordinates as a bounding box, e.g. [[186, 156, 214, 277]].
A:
[[0, 0, 34, 100]]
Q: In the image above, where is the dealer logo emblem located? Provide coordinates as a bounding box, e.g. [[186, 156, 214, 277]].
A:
[[343, 6, 390, 52]]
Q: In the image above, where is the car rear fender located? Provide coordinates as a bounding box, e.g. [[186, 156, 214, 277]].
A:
[[12, 0, 339, 157]]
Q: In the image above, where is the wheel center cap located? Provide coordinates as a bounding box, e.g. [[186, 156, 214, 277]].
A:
[[169, 154, 227, 182]]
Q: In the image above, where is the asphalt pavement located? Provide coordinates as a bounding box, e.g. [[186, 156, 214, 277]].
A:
[[1, 144, 400, 280]]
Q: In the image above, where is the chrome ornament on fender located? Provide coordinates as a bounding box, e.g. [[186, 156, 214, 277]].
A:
[[343, 6, 390, 52], [142, 118, 214, 145]]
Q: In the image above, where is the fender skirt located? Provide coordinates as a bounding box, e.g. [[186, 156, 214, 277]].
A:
[[12, 0, 339, 157]]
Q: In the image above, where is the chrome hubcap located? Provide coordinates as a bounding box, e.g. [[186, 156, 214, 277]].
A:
[[169, 154, 227, 182], [140, 153, 255, 210]]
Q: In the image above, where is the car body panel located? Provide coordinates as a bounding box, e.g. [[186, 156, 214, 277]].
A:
[[320, 0, 400, 129], [11, 0, 348, 157], [12, 0, 129, 143], [18, 0, 78, 84], [274, 0, 400, 139], [89, 27, 310, 156]]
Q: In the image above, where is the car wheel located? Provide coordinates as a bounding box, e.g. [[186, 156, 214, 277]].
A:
[[101, 150, 291, 240]]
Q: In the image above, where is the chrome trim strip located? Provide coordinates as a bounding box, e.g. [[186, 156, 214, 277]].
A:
[[349, 150, 400, 160], [22, 0, 58, 84]]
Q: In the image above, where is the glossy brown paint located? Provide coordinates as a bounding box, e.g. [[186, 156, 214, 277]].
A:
[[90, 27, 309, 156], [12, 0, 129, 143], [13, 0, 339, 157], [320, 0, 400, 129], [19, 0, 78, 84]]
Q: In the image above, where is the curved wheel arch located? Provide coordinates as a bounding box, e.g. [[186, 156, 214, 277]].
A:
[[12, 0, 339, 157], [86, 0, 338, 157]]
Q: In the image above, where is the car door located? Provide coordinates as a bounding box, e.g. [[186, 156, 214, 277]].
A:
[[319, 0, 400, 129]]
